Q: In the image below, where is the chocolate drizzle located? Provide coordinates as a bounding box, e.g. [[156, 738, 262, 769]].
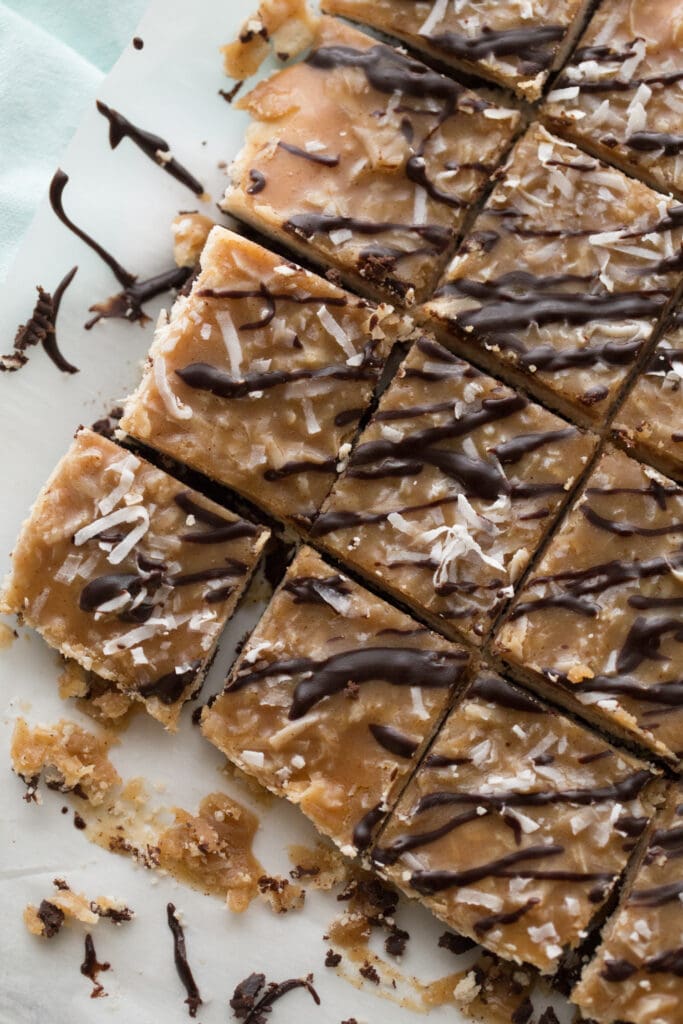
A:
[[96, 100, 205, 195], [2, 267, 78, 374], [278, 140, 340, 167], [283, 574, 351, 605], [138, 662, 201, 705], [176, 350, 382, 400], [346, 393, 527, 499], [49, 169, 191, 327], [410, 844, 566, 894], [227, 646, 467, 719], [369, 723, 419, 759], [626, 131, 683, 157], [166, 903, 203, 1018], [353, 803, 385, 850], [474, 897, 540, 936], [285, 212, 452, 255], [425, 24, 565, 72], [195, 282, 348, 331]]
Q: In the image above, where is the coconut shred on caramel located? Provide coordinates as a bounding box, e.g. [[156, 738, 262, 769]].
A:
[[614, 309, 683, 481], [495, 448, 683, 764], [544, 0, 683, 200], [122, 228, 405, 527], [221, 17, 520, 304], [322, 0, 594, 100], [202, 546, 471, 854], [312, 336, 595, 645], [0, 429, 268, 728], [373, 670, 660, 974], [422, 125, 683, 426], [573, 780, 683, 1024]]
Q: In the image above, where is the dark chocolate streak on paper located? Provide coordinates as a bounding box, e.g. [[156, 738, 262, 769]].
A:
[[49, 169, 191, 327], [227, 646, 467, 719], [2, 266, 78, 374], [96, 100, 205, 195], [81, 934, 109, 998], [369, 723, 419, 758], [166, 903, 203, 1017], [426, 24, 564, 71]]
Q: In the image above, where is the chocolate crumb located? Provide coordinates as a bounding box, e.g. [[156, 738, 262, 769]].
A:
[[91, 406, 123, 440], [92, 903, 134, 924], [166, 903, 203, 1018], [230, 971, 320, 1023], [290, 864, 320, 880], [384, 926, 409, 958], [81, 933, 110, 998], [511, 996, 533, 1024], [61, 806, 69, 814], [219, 81, 244, 104], [74, 812, 86, 830], [37, 900, 65, 938], [438, 930, 477, 955], [132, 36, 144, 49], [325, 950, 342, 967], [359, 961, 380, 985]]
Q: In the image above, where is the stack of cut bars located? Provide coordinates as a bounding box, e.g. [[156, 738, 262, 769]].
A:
[[3, 3, 683, 1022]]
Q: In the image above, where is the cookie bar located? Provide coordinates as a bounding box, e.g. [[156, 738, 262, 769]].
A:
[[311, 337, 596, 645], [201, 546, 471, 854], [0, 429, 269, 728], [422, 125, 683, 425], [221, 16, 520, 305], [544, 0, 683, 199], [573, 780, 683, 1024], [613, 310, 683, 480], [322, 0, 593, 100], [372, 669, 660, 973], [121, 227, 401, 528], [495, 447, 683, 763]]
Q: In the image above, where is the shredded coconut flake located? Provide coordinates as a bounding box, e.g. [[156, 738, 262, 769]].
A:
[[215, 310, 243, 377], [316, 305, 356, 359], [154, 355, 193, 420]]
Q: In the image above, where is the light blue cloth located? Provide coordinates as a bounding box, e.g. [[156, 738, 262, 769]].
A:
[[0, 0, 147, 282]]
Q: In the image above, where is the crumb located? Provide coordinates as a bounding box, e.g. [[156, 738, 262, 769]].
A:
[[257, 875, 306, 914], [325, 949, 342, 967], [11, 718, 120, 805], [359, 961, 380, 985]]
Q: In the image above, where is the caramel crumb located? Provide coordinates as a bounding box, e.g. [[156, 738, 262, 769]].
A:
[[158, 792, 263, 912], [221, 0, 318, 81], [11, 718, 120, 805]]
